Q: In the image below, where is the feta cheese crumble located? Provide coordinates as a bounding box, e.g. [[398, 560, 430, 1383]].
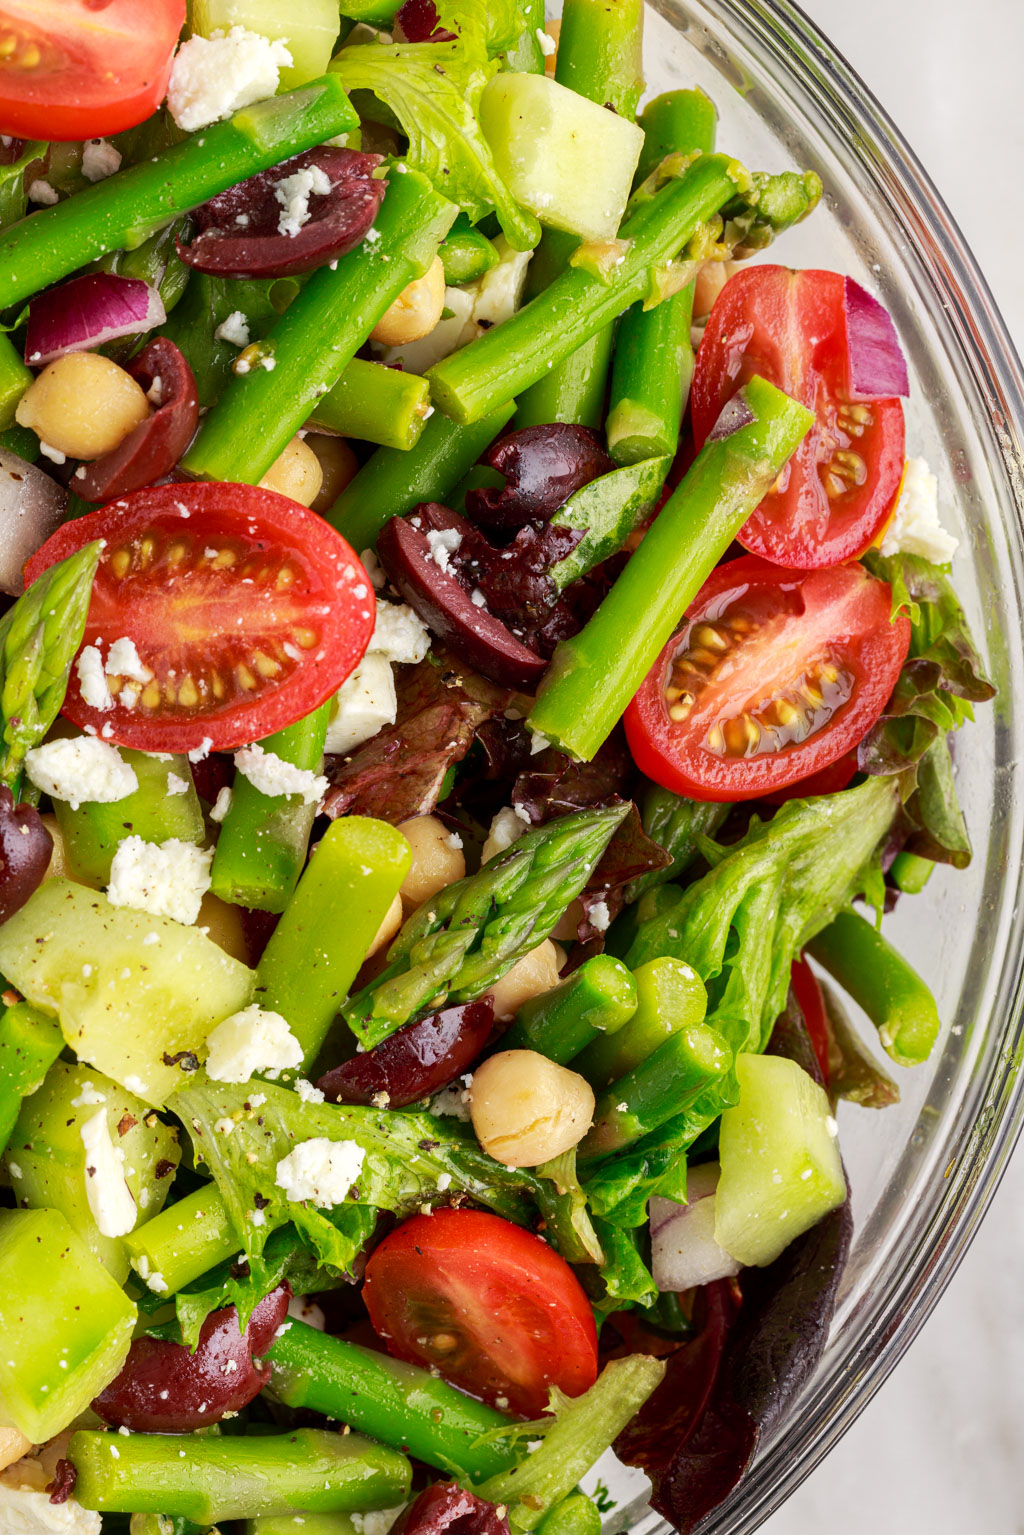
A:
[[294, 1077, 326, 1105], [80, 1109, 137, 1238], [878, 457, 959, 563], [425, 527, 462, 574], [209, 785, 234, 823], [0, 1479, 102, 1534], [214, 310, 251, 348], [27, 178, 59, 206], [82, 138, 122, 183], [167, 27, 293, 133], [536, 26, 557, 55], [205, 1005, 303, 1084], [275, 163, 332, 238], [76, 645, 114, 712], [481, 805, 531, 862], [275, 1137, 366, 1208], [166, 772, 190, 796], [107, 837, 213, 925], [324, 652, 398, 755], [372, 598, 430, 665], [588, 898, 612, 933], [25, 736, 137, 810], [106, 635, 152, 685], [234, 744, 328, 805]]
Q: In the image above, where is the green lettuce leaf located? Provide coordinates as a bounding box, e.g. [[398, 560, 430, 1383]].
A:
[[331, 42, 539, 248], [588, 1220, 657, 1311], [0, 140, 47, 231], [535, 1150, 604, 1264], [435, 0, 526, 54]]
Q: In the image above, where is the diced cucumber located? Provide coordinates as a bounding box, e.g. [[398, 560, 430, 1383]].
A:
[[479, 73, 645, 242], [0, 1000, 63, 1157], [0, 1208, 136, 1442], [6, 1060, 181, 1283], [715, 1053, 846, 1268], [0, 880, 254, 1106], [54, 749, 204, 887], [191, 0, 343, 89]]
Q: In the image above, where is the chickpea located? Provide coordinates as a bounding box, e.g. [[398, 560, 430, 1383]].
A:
[[16, 351, 150, 459], [0, 1425, 31, 1474], [399, 814, 466, 911], [259, 434, 324, 507], [543, 18, 560, 74], [470, 1049, 594, 1166], [370, 256, 446, 347], [197, 892, 250, 965], [488, 938, 562, 1021], [39, 812, 70, 881], [366, 890, 404, 959], [550, 898, 584, 943], [692, 259, 739, 321], [308, 433, 360, 513]]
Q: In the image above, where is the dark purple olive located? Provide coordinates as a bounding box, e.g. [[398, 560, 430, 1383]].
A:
[[0, 787, 53, 926], [378, 509, 547, 691], [393, 0, 456, 40], [318, 1000, 494, 1109], [391, 1484, 510, 1535], [466, 424, 616, 532], [178, 148, 386, 279], [75, 338, 199, 503], [92, 1283, 290, 1432]]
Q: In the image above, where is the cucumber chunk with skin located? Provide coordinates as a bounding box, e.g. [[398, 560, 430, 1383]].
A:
[[0, 1208, 136, 1442], [0, 1000, 62, 1157], [0, 880, 254, 1106], [6, 1060, 181, 1283], [54, 748, 204, 888], [715, 1052, 846, 1268], [479, 73, 645, 242], [191, 0, 343, 89]]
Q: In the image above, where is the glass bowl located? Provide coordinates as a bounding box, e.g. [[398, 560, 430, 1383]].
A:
[[587, 0, 1024, 1529]]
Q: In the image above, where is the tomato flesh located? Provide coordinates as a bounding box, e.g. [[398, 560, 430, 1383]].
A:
[[25, 482, 375, 753], [363, 1208, 599, 1418], [623, 555, 910, 802], [691, 266, 905, 568], [0, 0, 184, 141]]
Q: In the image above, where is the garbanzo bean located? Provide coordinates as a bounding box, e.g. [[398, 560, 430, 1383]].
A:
[[0, 1425, 31, 1474], [197, 892, 250, 965], [366, 890, 404, 958], [470, 1049, 595, 1166], [488, 938, 562, 1021], [259, 434, 324, 507], [16, 351, 150, 460], [308, 433, 359, 512], [370, 256, 446, 346], [399, 814, 466, 911], [692, 259, 739, 321]]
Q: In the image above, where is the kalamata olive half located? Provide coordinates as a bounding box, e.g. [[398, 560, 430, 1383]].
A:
[[74, 337, 199, 503], [466, 424, 616, 532], [318, 1000, 494, 1109], [0, 787, 53, 925], [391, 1484, 511, 1535], [178, 148, 386, 280], [393, 0, 456, 41], [378, 509, 547, 691], [92, 1283, 290, 1432]]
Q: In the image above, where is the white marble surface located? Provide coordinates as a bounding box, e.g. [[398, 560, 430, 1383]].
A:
[[763, 2, 1024, 1530]]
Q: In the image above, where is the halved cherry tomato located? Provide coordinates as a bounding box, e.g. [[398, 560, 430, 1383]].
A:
[[25, 482, 375, 753], [691, 267, 905, 568], [363, 1208, 598, 1418], [791, 957, 831, 1085], [759, 748, 858, 807], [623, 555, 909, 802]]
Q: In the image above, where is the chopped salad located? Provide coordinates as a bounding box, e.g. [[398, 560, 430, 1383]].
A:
[[0, 3, 995, 1534]]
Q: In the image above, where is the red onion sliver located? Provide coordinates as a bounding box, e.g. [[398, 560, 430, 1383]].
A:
[[25, 274, 166, 367], [843, 277, 909, 399], [707, 392, 756, 443]]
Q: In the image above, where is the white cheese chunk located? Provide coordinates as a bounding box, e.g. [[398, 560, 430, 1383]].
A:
[[209, 785, 233, 823], [372, 599, 430, 665], [75, 645, 113, 712], [214, 310, 251, 348], [0, 1480, 102, 1534], [25, 737, 137, 811], [425, 527, 461, 573], [481, 805, 531, 863], [878, 456, 959, 563], [275, 163, 332, 237], [275, 1137, 366, 1207], [234, 744, 328, 805], [105, 635, 152, 684], [324, 653, 397, 755], [472, 236, 533, 329], [205, 1004, 303, 1084], [167, 26, 293, 133], [106, 836, 213, 925], [166, 772, 189, 796], [349, 1507, 408, 1535], [588, 898, 611, 933], [80, 1108, 137, 1238], [81, 138, 122, 183], [27, 179, 59, 206]]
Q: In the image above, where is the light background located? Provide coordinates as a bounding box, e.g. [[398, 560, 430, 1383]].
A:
[[763, 2, 1024, 1530]]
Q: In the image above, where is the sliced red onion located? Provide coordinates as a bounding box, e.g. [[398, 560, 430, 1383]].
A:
[[74, 338, 199, 503], [843, 277, 909, 399], [650, 1163, 742, 1293], [706, 392, 756, 444], [25, 274, 166, 367], [0, 449, 67, 594]]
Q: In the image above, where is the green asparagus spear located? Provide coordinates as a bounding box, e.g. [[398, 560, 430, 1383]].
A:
[[267, 1320, 520, 1482], [0, 542, 101, 792], [889, 850, 935, 894], [257, 816, 411, 1068], [248, 1516, 361, 1535], [308, 358, 432, 451], [0, 1001, 62, 1158], [344, 804, 630, 1049], [427, 155, 741, 423], [547, 456, 670, 590], [325, 402, 516, 554], [576, 957, 708, 1085], [0, 335, 31, 429], [0, 81, 358, 309], [56, 750, 204, 886], [182, 167, 457, 485], [807, 908, 941, 1066], [124, 1186, 239, 1297], [512, 325, 614, 432], [527, 375, 814, 759], [536, 1496, 603, 1535], [210, 705, 331, 914], [579, 1019, 731, 1158], [440, 214, 501, 285], [505, 955, 638, 1063], [130, 1518, 206, 1535], [69, 1428, 411, 1522]]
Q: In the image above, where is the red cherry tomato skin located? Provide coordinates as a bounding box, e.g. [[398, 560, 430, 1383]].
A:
[[363, 1208, 599, 1419], [0, 1, 184, 141], [791, 958, 831, 1085], [691, 266, 906, 569], [623, 555, 909, 802], [25, 482, 375, 754]]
